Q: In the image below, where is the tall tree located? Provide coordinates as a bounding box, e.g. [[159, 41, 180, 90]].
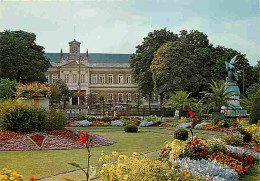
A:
[[151, 41, 200, 95], [0, 30, 50, 83], [130, 28, 179, 107]]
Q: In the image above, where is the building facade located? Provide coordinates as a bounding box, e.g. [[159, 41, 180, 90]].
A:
[[45, 39, 141, 108]]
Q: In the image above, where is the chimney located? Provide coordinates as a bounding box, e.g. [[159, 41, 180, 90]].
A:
[[60, 49, 63, 62]]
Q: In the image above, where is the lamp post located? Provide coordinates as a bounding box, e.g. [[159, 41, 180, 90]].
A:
[[238, 69, 245, 96]]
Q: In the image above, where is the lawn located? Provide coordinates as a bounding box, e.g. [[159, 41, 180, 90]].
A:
[[0, 127, 259, 181]]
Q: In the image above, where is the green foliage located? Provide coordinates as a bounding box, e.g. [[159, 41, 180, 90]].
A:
[[78, 111, 86, 120], [49, 79, 73, 108], [247, 83, 260, 99], [207, 137, 228, 155], [250, 90, 260, 125], [44, 108, 67, 130], [87, 115, 96, 122], [0, 30, 50, 83], [163, 91, 196, 116], [2, 106, 48, 132], [174, 129, 188, 141], [124, 124, 138, 132], [130, 28, 179, 98], [0, 78, 17, 100], [145, 115, 157, 122], [201, 80, 234, 112]]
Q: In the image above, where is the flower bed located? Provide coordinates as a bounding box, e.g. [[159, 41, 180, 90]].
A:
[[209, 151, 255, 175], [0, 130, 116, 151]]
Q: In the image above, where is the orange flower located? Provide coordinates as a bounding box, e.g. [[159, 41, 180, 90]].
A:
[[30, 176, 37, 181]]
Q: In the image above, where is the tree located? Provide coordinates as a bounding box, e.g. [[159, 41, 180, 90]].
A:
[[0, 79, 17, 100], [201, 80, 234, 112], [0, 30, 50, 83], [249, 90, 260, 124], [163, 91, 196, 117], [151, 41, 200, 95], [86, 94, 99, 110], [49, 79, 73, 109], [130, 28, 179, 108]]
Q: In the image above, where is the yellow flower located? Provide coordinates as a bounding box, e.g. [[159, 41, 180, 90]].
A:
[[99, 157, 103, 162], [105, 155, 109, 160], [9, 176, 15, 180], [102, 164, 108, 169], [115, 168, 121, 177], [112, 151, 118, 157], [0, 174, 8, 180], [123, 174, 128, 180], [100, 170, 104, 175], [118, 155, 128, 161], [108, 165, 115, 174], [132, 152, 138, 157]]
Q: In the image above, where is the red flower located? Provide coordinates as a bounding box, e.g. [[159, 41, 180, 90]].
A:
[[30, 176, 37, 181], [188, 111, 195, 118], [163, 148, 167, 152], [199, 152, 203, 156], [194, 140, 199, 144], [201, 137, 204, 140], [199, 142, 203, 147], [194, 136, 197, 140], [237, 116, 242, 121], [204, 140, 207, 143], [190, 145, 194, 150], [78, 134, 88, 144]]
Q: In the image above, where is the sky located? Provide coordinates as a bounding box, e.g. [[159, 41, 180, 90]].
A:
[[0, 0, 259, 65]]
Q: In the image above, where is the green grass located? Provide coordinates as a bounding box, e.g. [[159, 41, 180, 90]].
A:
[[0, 127, 259, 181]]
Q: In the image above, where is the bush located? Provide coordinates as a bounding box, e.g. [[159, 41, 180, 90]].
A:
[[44, 108, 67, 130], [78, 111, 86, 120], [174, 129, 188, 141], [124, 124, 138, 132], [2, 106, 48, 131], [250, 90, 260, 125], [87, 115, 96, 122]]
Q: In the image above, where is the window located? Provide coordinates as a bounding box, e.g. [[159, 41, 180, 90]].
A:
[[80, 74, 85, 83], [118, 74, 124, 84], [118, 93, 123, 102], [134, 93, 139, 102], [64, 74, 69, 83], [108, 74, 113, 84], [126, 74, 131, 84], [45, 75, 49, 83], [107, 93, 113, 101], [99, 74, 105, 84], [52, 74, 58, 83], [91, 74, 97, 84], [126, 93, 131, 102], [72, 74, 77, 83]]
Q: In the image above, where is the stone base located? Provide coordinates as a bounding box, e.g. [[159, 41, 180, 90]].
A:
[[221, 106, 247, 116], [17, 97, 49, 110]]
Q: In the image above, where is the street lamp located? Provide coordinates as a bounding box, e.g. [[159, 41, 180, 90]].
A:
[[238, 69, 245, 96]]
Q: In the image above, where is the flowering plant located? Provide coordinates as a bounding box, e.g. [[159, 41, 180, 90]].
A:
[[161, 139, 186, 160], [139, 121, 154, 127], [197, 125, 217, 130], [0, 168, 23, 181], [111, 120, 124, 126], [98, 151, 204, 181], [172, 157, 239, 181], [183, 137, 209, 160], [210, 151, 255, 175], [15, 82, 51, 98]]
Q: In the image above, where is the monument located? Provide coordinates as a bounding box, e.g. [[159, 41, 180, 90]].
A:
[[221, 55, 247, 116]]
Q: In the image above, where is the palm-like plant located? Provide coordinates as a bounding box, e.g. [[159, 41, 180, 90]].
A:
[[201, 80, 234, 112], [163, 91, 196, 117]]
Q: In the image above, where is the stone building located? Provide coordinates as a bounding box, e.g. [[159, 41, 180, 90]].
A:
[[45, 39, 140, 108]]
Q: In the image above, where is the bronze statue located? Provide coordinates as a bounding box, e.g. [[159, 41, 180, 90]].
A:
[[225, 55, 239, 82]]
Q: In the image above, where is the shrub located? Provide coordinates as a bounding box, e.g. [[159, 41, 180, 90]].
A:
[[87, 115, 96, 122], [78, 111, 86, 120], [174, 129, 188, 141], [44, 108, 67, 130], [250, 90, 260, 125], [145, 115, 157, 122], [124, 124, 138, 132], [2, 106, 48, 131]]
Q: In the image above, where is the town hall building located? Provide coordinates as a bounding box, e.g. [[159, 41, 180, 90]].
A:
[[44, 39, 140, 108]]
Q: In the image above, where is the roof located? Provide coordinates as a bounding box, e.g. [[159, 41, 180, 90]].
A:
[[44, 53, 131, 63]]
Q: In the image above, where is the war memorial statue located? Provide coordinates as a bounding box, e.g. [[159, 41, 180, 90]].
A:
[[221, 55, 247, 116]]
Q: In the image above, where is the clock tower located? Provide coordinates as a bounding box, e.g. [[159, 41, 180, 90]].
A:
[[69, 39, 81, 56]]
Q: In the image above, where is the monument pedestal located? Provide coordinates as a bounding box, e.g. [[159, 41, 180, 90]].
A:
[[221, 82, 247, 116]]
